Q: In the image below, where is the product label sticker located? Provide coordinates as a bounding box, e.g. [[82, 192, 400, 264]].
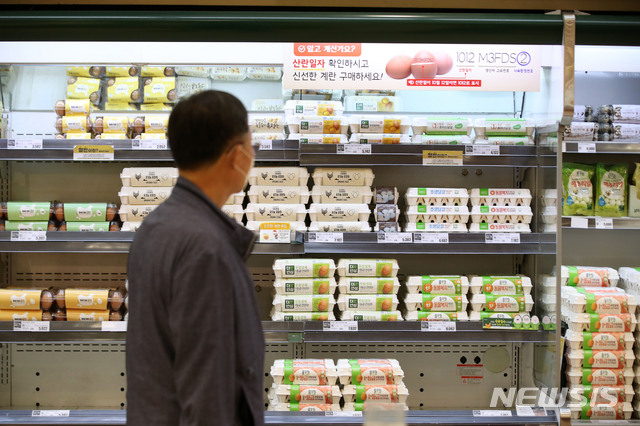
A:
[[458, 364, 483, 384], [322, 321, 357, 331], [12, 319, 48, 330], [422, 150, 463, 166], [585, 294, 629, 314], [346, 278, 395, 294], [582, 368, 626, 386], [582, 332, 625, 351], [65, 222, 110, 232], [350, 364, 395, 385], [588, 314, 632, 333], [482, 276, 524, 295], [354, 385, 400, 403], [347, 295, 394, 311], [283, 260, 331, 278], [346, 260, 394, 277], [283, 364, 329, 385], [283, 295, 330, 312], [10, 231, 47, 241], [259, 223, 291, 243], [7, 139, 43, 150], [0, 289, 42, 310], [422, 294, 463, 311], [289, 385, 334, 404], [583, 350, 625, 369], [422, 276, 463, 294], [73, 145, 114, 161], [417, 312, 460, 322], [484, 295, 525, 312], [7, 202, 51, 221], [421, 320, 456, 331], [64, 289, 109, 310], [283, 279, 332, 295], [63, 203, 108, 222]]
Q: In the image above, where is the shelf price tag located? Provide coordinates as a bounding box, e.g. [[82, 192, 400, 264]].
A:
[[377, 232, 412, 243], [465, 145, 499, 156], [101, 321, 127, 332], [10, 231, 46, 242], [14, 320, 50, 332], [258, 140, 273, 151], [73, 145, 114, 161], [32, 410, 70, 417], [595, 217, 613, 229], [7, 139, 43, 150], [413, 233, 449, 244], [423, 150, 463, 166], [307, 232, 344, 243], [325, 411, 363, 417], [577, 142, 596, 154], [570, 217, 589, 229], [337, 144, 371, 155], [421, 321, 456, 331], [259, 223, 291, 243], [473, 410, 512, 417], [137, 139, 168, 150], [484, 233, 520, 244], [323, 321, 357, 332]]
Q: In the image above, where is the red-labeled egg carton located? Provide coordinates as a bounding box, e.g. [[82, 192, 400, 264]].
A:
[[560, 266, 619, 287], [268, 384, 342, 404], [308, 222, 372, 233], [247, 186, 310, 204], [343, 403, 409, 412], [273, 278, 337, 295], [374, 223, 401, 233], [562, 287, 636, 314], [349, 133, 411, 144], [566, 367, 637, 386], [405, 222, 468, 233], [569, 384, 634, 404], [248, 114, 285, 133], [405, 276, 469, 295], [286, 116, 348, 134], [249, 167, 309, 186], [411, 135, 472, 145], [470, 294, 534, 312], [336, 295, 399, 312], [245, 203, 307, 222], [469, 188, 532, 207], [245, 221, 307, 233], [121, 222, 142, 232], [220, 205, 244, 222], [342, 384, 409, 404], [273, 259, 336, 279], [312, 168, 375, 187], [468, 223, 531, 233], [348, 115, 410, 134], [311, 186, 373, 204], [562, 312, 637, 333], [339, 311, 403, 321], [470, 206, 533, 224], [308, 204, 370, 222], [120, 167, 179, 187], [405, 188, 469, 207], [474, 118, 535, 137], [273, 295, 335, 312], [404, 311, 469, 321], [251, 133, 284, 145], [118, 205, 157, 222], [374, 205, 400, 223], [337, 359, 404, 386], [405, 205, 470, 224], [284, 100, 344, 117], [411, 117, 473, 136], [337, 259, 399, 278], [271, 359, 338, 386], [474, 136, 534, 145], [267, 403, 341, 412], [375, 187, 399, 204], [568, 401, 632, 420], [287, 133, 348, 144], [469, 276, 532, 295], [337, 277, 401, 295], [404, 294, 468, 312], [271, 312, 336, 322], [565, 348, 634, 369], [118, 187, 172, 205]]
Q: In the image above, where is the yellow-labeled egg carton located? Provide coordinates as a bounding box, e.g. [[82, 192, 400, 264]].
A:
[[271, 312, 336, 321], [268, 384, 342, 404], [405, 205, 470, 224], [284, 100, 344, 117], [66, 77, 102, 105], [244, 203, 307, 222], [469, 294, 534, 312], [249, 114, 285, 133], [470, 206, 533, 224], [247, 186, 310, 204], [270, 359, 338, 386], [405, 275, 469, 295], [336, 259, 399, 278], [405, 188, 469, 207], [562, 311, 637, 333], [349, 133, 411, 144], [267, 403, 341, 412], [118, 187, 172, 205], [311, 186, 373, 204], [566, 367, 637, 386], [273, 278, 337, 295], [272, 295, 335, 313], [220, 205, 244, 222], [469, 188, 532, 207], [474, 118, 535, 137], [336, 294, 399, 312], [404, 311, 469, 321], [249, 167, 309, 187], [404, 294, 469, 312], [469, 275, 532, 295], [308, 222, 372, 233], [273, 259, 336, 279], [287, 133, 348, 144], [348, 115, 410, 134], [120, 167, 179, 187], [411, 135, 472, 145], [560, 266, 620, 287], [286, 116, 349, 134], [342, 384, 409, 404], [245, 221, 306, 233], [118, 205, 157, 222], [411, 117, 473, 136], [339, 311, 403, 321], [404, 223, 468, 233], [565, 348, 634, 369], [54, 116, 92, 134], [312, 168, 375, 187], [337, 359, 404, 385], [308, 204, 370, 222], [561, 287, 636, 314], [54, 99, 92, 117], [474, 136, 534, 145], [337, 277, 401, 295]]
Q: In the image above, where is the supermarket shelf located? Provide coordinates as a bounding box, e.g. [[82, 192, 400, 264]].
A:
[[0, 322, 126, 343], [563, 141, 640, 154], [571, 421, 640, 425], [253, 140, 300, 162], [561, 216, 640, 229]]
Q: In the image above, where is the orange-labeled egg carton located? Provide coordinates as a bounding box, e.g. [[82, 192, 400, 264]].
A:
[[340, 311, 403, 321], [404, 311, 469, 321], [0, 220, 57, 232], [312, 168, 375, 187], [336, 295, 399, 312], [273, 259, 336, 279], [245, 203, 307, 222], [468, 223, 531, 233], [404, 294, 468, 312], [121, 222, 142, 232], [562, 312, 637, 333], [469, 294, 533, 312], [405, 188, 469, 207], [349, 133, 411, 144], [405, 276, 470, 295], [273, 278, 337, 295], [311, 186, 373, 204], [54, 288, 125, 311], [337, 259, 398, 278], [286, 116, 348, 134], [54, 99, 92, 117], [272, 295, 335, 313], [568, 401, 632, 420], [271, 359, 338, 386], [469, 188, 532, 207], [411, 135, 472, 145], [118, 205, 158, 222], [469, 275, 532, 295], [561, 287, 636, 314], [337, 277, 401, 295], [0, 310, 53, 321], [566, 367, 637, 386], [267, 403, 341, 412], [245, 221, 307, 233], [470, 206, 533, 224], [348, 115, 410, 134], [271, 312, 336, 321], [337, 359, 404, 386], [308, 204, 370, 222], [560, 266, 619, 287], [287, 133, 347, 144], [0, 288, 55, 311], [411, 117, 473, 136], [569, 384, 634, 404], [284, 100, 344, 117], [221, 205, 244, 222], [308, 222, 372, 232], [249, 114, 285, 133], [404, 223, 468, 233], [118, 187, 172, 205], [210, 66, 246, 81], [474, 118, 535, 137], [249, 167, 309, 186], [268, 385, 341, 405], [474, 136, 534, 146], [120, 167, 179, 187], [565, 348, 634, 369], [342, 384, 409, 404], [405, 205, 470, 224], [52, 309, 124, 321]]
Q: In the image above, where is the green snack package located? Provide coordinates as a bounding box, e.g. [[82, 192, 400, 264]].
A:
[[562, 163, 595, 216], [595, 163, 628, 217]]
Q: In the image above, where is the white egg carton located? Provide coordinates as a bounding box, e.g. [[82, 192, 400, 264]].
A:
[[312, 168, 375, 187], [336, 359, 404, 385], [273, 259, 336, 279], [342, 403, 409, 411], [405, 276, 470, 295], [247, 186, 310, 204], [474, 118, 535, 137], [251, 99, 284, 112], [248, 114, 285, 133], [287, 133, 348, 144], [270, 359, 338, 386], [468, 311, 534, 322], [286, 115, 348, 134], [469, 275, 532, 295], [348, 115, 410, 134], [246, 66, 282, 81], [541, 206, 557, 224], [374, 223, 401, 233], [411, 117, 473, 136], [339, 311, 403, 321], [251, 133, 284, 144], [311, 186, 373, 204], [565, 367, 636, 386], [540, 275, 557, 295], [336, 294, 399, 312], [336, 259, 399, 278], [225, 191, 245, 205], [308, 204, 370, 222], [469, 294, 534, 312], [567, 401, 632, 420], [540, 294, 556, 313], [474, 136, 534, 145], [338, 277, 401, 295], [121, 222, 142, 232], [469, 188, 532, 206], [249, 167, 309, 186], [619, 267, 640, 288], [210, 66, 246, 81], [120, 167, 179, 187], [342, 384, 409, 404], [375, 187, 399, 204], [268, 384, 342, 404], [272, 295, 336, 313], [404, 294, 469, 312], [118, 204, 158, 222], [405, 188, 469, 207], [561, 289, 637, 314], [267, 403, 341, 412], [270, 311, 336, 322], [569, 384, 634, 403], [404, 222, 468, 233], [565, 348, 634, 369], [308, 222, 372, 233], [411, 135, 472, 145], [564, 329, 635, 351], [221, 204, 244, 222], [283, 89, 343, 101], [541, 189, 558, 207], [468, 223, 531, 233], [284, 100, 344, 117], [245, 221, 307, 233], [118, 186, 172, 205], [560, 266, 619, 287], [374, 205, 400, 223], [245, 203, 307, 222], [470, 206, 533, 224], [404, 311, 469, 321], [273, 277, 337, 295], [405, 205, 470, 224], [343, 95, 402, 112], [349, 133, 411, 144], [562, 312, 637, 333]]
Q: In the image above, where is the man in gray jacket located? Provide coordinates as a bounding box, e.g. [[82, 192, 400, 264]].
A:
[[126, 90, 264, 425]]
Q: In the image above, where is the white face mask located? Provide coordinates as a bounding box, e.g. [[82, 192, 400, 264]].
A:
[[232, 144, 254, 188]]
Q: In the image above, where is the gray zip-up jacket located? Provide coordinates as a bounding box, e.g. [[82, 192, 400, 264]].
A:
[[126, 176, 264, 426]]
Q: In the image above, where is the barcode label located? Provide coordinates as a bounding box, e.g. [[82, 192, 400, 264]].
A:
[[413, 233, 449, 244], [10, 231, 47, 242], [323, 321, 358, 332], [14, 320, 50, 332], [32, 410, 70, 417], [337, 144, 371, 155], [421, 321, 456, 332], [307, 232, 344, 243]]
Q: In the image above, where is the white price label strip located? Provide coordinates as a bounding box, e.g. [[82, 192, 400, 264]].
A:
[[421, 321, 456, 331], [413, 233, 449, 244], [14, 320, 50, 332], [8, 139, 43, 150], [138, 139, 168, 150], [325, 411, 363, 417], [465, 145, 499, 156], [323, 321, 357, 332], [307, 232, 344, 243], [577, 142, 596, 153], [595, 217, 613, 229], [484, 233, 520, 244], [473, 410, 512, 417], [337, 144, 371, 155], [101, 321, 127, 332], [32, 410, 70, 417], [10, 231, 47, 242], [377, 232, 412, 243], [259, 140, 273, 151], [570, 217, 589, 229]]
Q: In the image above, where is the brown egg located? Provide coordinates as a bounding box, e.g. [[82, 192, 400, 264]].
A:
[[381, 264, 392, 277], [411, 50, 438, 79], [144, 78, 152, 86], [54, 202, 65, 221], [48, 220, 57, 231], [93, 117, 104, 134], [133, 117, 145, 134], [129, 67, 139, 77], [385, 55, 412, 80], [318, 265, 329, 278], [381, 299, 392, 311], [318, 282, 329, 294], [110, 290, 124, 310], [131, 90, 141, 101], [433, 51, 454, 75], [109, 221, 121, 232], [382, 281, 393, 294], [89, 66, 102, 78], [0, 202, 5, 220], [106, 204, 118, 221], [106, 78, 115, 87], [53, 308, 66, 321], [109, 311, 123, 321], [67, 77, 77, 85], [55, 118, 63, 133], [42, 311, 53, 321], [0, 220, 5, 231], [58, 221, 67, 232], [55, 100, 66, 117], [89, 92, 99, 103], [167, 90, 177, 102], [41, 290, 54, 310], [317, 299, 328, 311], [54, 289, 66, 308], [164, 67, 175, 77]]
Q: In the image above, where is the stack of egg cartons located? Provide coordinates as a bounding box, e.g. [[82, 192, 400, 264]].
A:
[[309, 168, 373, 233], [349, 114, 411, 145], [404, 275, 470, 322], [131, 114, 169, 141], [374, 187, 401, 233], [249, 111, 286, 146], [410, 117, 472, 145], [339, 359, 409, 411], [618, 267, 640, 418], [285, 100, 347, 144], [541, 189, 558, 234], [271, 259, 337, 322], [268, 359, 341, 412], [468, 188, 533, 233], [561, 265, 634, 420], [336, 259, 401, 321], [473, 118, 535, 146], [245, 167, 309, 235], [404, 187, 469, 233], [599, 104, 640, 142], [118, 167, 179, 231], [468, 276, 535, 328], [54, 98, 93, 140], [140, 66, 176, 111], [539, 274, 558, 330]]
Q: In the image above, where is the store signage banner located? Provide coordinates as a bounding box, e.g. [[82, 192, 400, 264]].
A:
[[283, 43, 541, 92]]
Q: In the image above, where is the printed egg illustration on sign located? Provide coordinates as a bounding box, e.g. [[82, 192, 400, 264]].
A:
[[385, 55, 412, 80], [411, 51, 438, 79]]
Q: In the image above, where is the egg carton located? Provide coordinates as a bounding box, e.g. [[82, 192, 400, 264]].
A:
[[118, 204, 158, 222], [209, 66, 246, 81], [405, 205, 470, 224], [403, 311, 469, 321], [284, 100, 344, 117], [474, 118, 535, 137], [251, 133, 284, 144], [273, 295, 336, 313], [246, 66, 282, 81], [348, 115, 410, 134], [308, 204, 370, 222], [270, 359, 338, 386], [374, 204, 400, 223], [474, 136, 534, 145], [405, 223, 468, 233], [561, 288, 637, 314], [349, 133, 411, 144], [560, 266, 619, 287], [411, 117, 473, 136], [411, 135, 472, 145], [468, 311, 537, 323], [225, 191, 245, 205], [336, 294, 399, 312], [468, 223, 531, 233], [569, 384, 634, 404], [273, 259, 336, 279], [311, 186, 373, 204], [267, 403, 341, 412], [270, 311, 336, 321], [540, 275, 557, 295], [287, 133, 348, 144], [245, 203, 307, 222], [540, 294, 556, 313], [273, 278, 337, 295], [541, 189, 558, 207], [308, 222, 372, 233], [618, 267, 640, 295], [562, 312, 637, 333], [541, 206, 557, 224], [247, 186, 310, 204], [470, 206, 533, 224], [375, 187, 399, 204], [469, 275, 532, 295], [221, 204, 244, 222], [312, 168, 375, 187], [336, 259, 399, 278], [248, 114, 285, 133], [337, 277, 401, 295], [404, 294, 469, 312], [405, 188, 469, 206], [286, 116, 348, 134], [342, 384, 409, 404], [245, 221, 307, 233], [336, 359, 404, 386], [251, 99, 284, 112], [343, 403, 409, 412], [343, 95, 402, 113], [469, 188, 532, 207], [268, 384, 342, 404], [566, 367, 636, 387], [339, 311, 403, 321], [283, 89, 343, 101], [564, 329, 635, 351], [249, 167, 309, 187], [469, 294, 534, 312], [121, 222, 142, 232], [120, 167, 178, 187], [405, 275, 470, 295], [565, 348, 635, 369], [374, 223, 402, 233], [567, 401, 632, 420]]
